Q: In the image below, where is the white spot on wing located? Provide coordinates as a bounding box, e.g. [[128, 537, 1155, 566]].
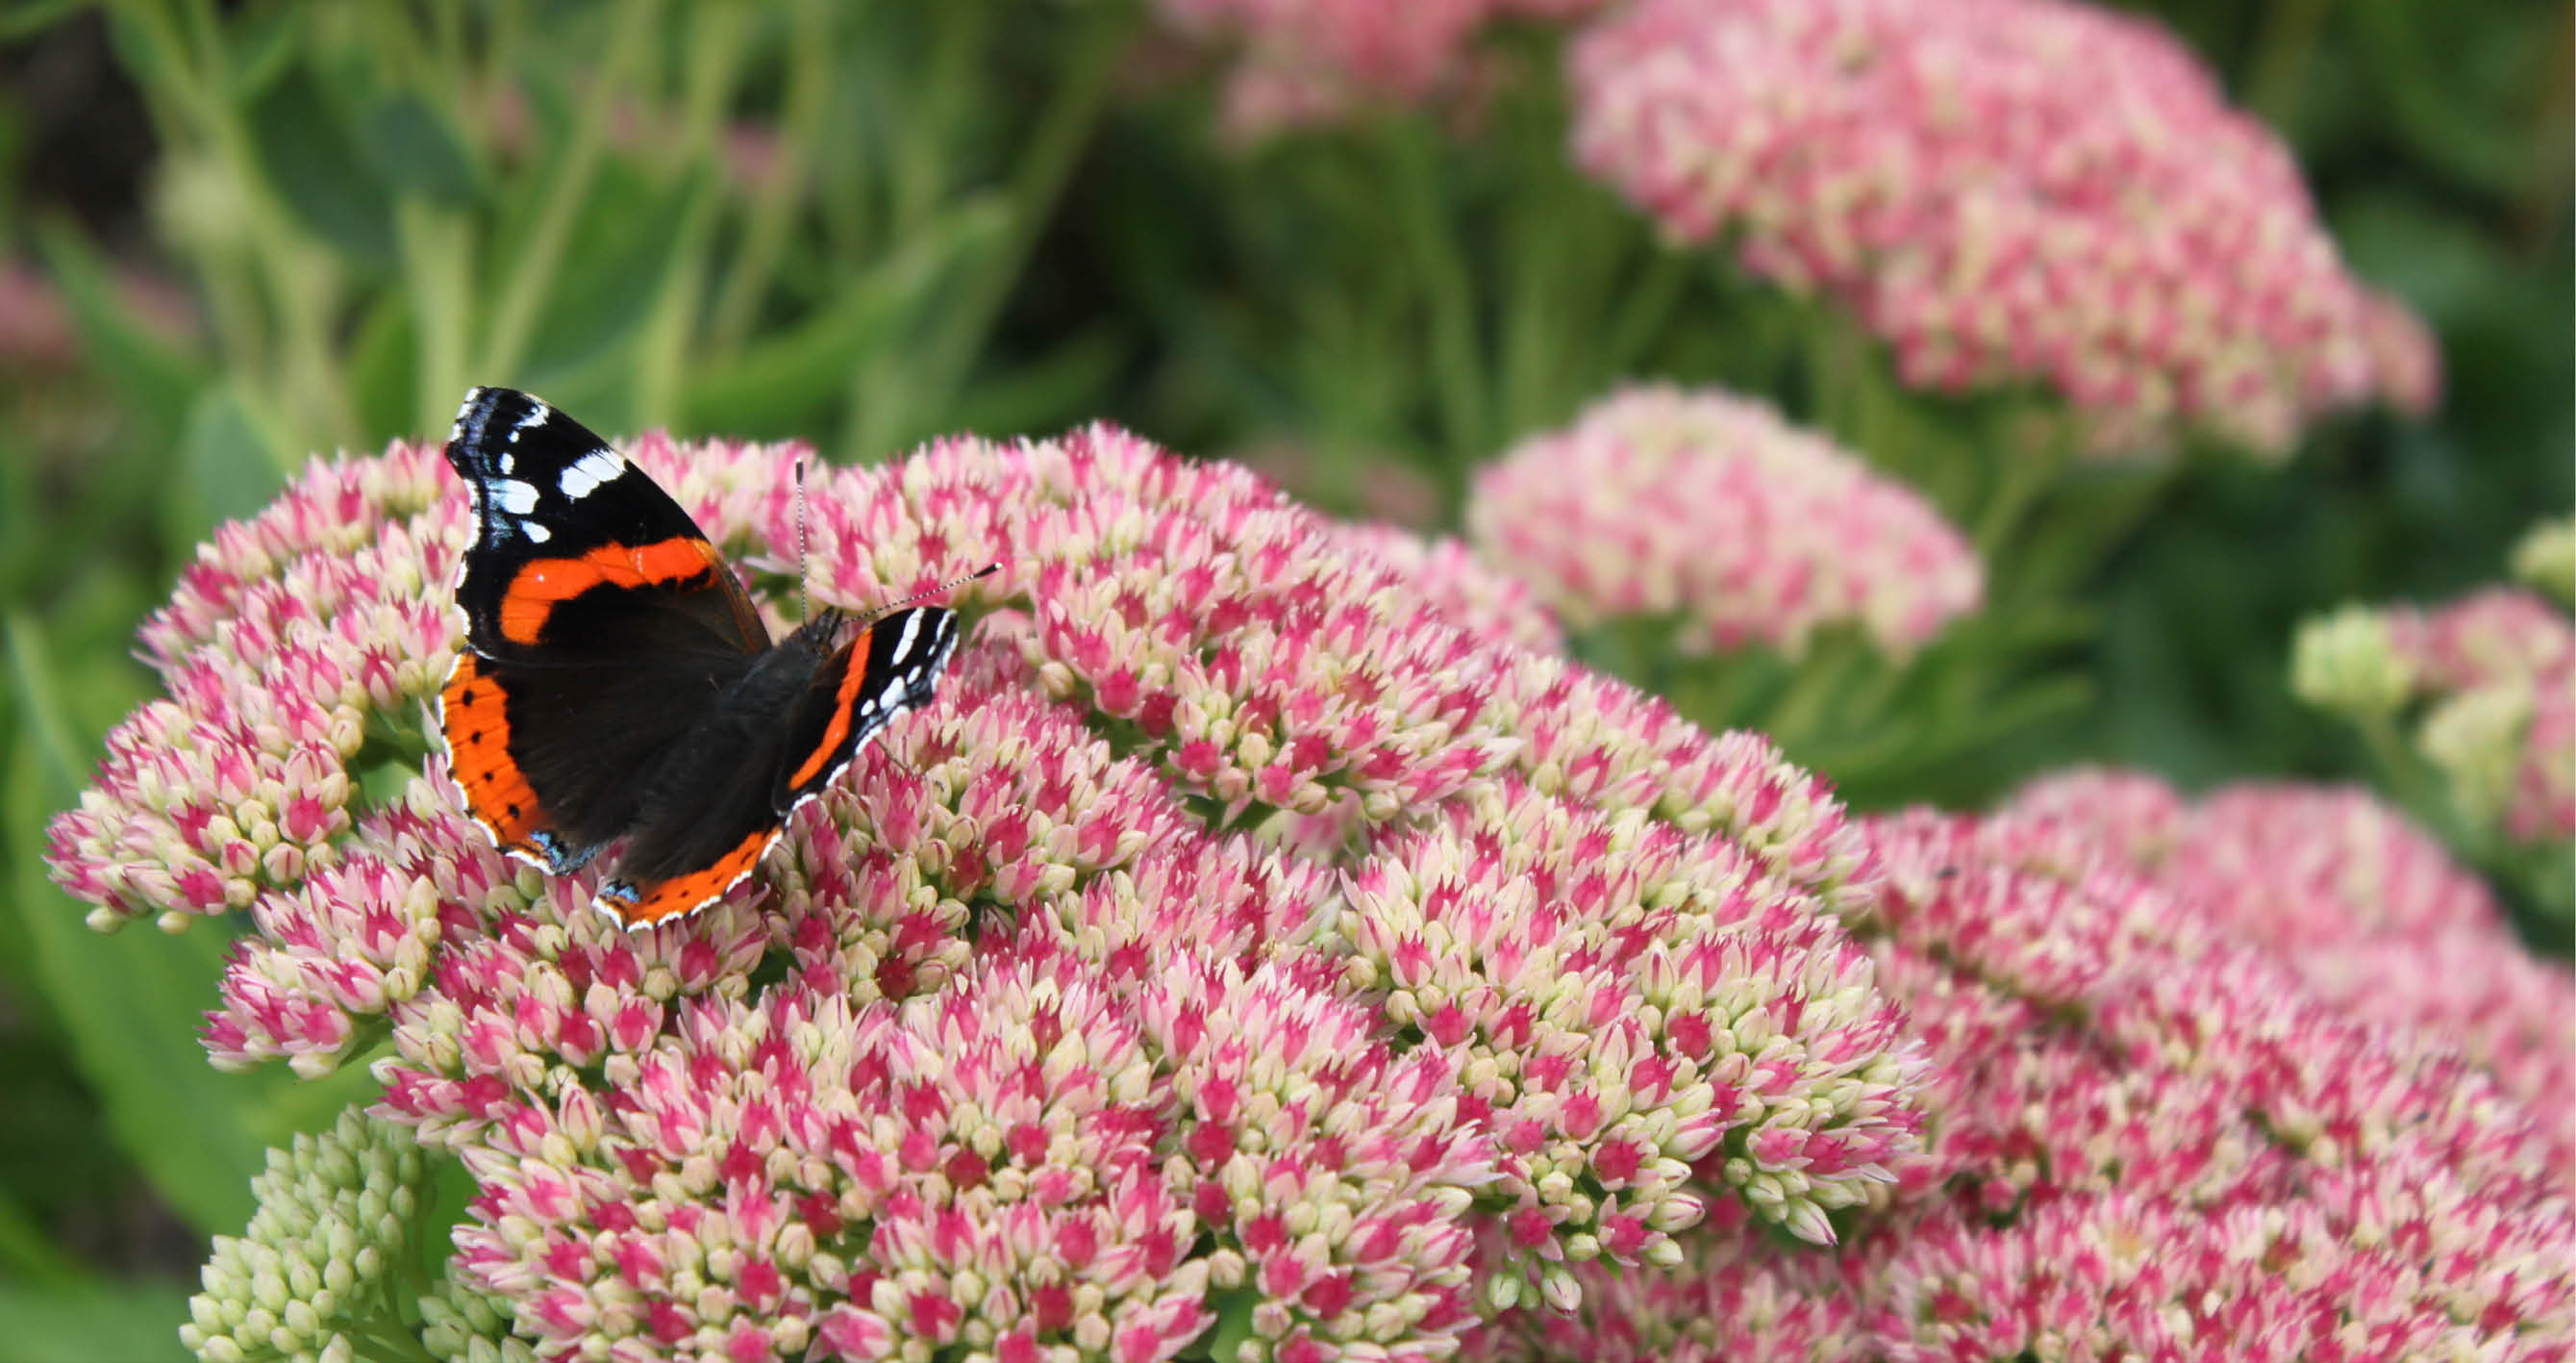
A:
[[493, 480, 539, 515], [559, 449, 624, 500], [508, 400, 551, 443], [523, 521, 550, 543]]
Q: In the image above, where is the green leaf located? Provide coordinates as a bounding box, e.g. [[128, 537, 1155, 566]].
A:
[[224, 5, 304, 100], [166, 387, 285, 555], [362, 92, 483, 208], [0, 1175, 79, 1286], [248, 65, 395, 266], [509, 167, 710, 424], [30, 217, 205, 442], [3, 616, 280, 1236], [1199, 1286, 1261, 1363], [680, 199, 1008, 438], [348, 291, 420, 443], [949, 326, 1129, 438], [0, 1279, 192, 1363], [0, 0, 87, 40], [2350, 0, 2545, 196]]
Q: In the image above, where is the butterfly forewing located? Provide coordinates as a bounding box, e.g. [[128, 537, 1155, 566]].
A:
[[446, 386, 767, 663]]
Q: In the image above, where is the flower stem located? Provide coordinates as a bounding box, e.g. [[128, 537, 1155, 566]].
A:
[[1383, 116, 1489, 474], [706, 0, 835, 357], [478, 0, 663, 381], [397, 200, 476, 437], [2244, 0, 2333, 129], [126, 0, 356, 455], [633, 2, 754, 429], [844, 4, 1129, 459]]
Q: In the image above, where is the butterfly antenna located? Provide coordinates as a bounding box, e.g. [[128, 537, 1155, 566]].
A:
[[858, 562, 1002, 624], [793, 454, 813, 622]]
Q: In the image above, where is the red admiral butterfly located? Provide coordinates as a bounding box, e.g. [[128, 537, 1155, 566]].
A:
[[438, 386, 979, 928]]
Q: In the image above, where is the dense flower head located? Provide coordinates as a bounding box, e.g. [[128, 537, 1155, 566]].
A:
[[1153, 0, 1609, 137], [432, 943, 1493, 1362], [1488, 652, 1881, 912], [1331, 520, 1565, 655], [1343, 779, 1924, 1302], [1469, 800, 2575, 1359], [2004, 769, 2576, 1135], [182, 1109, 433, 1363], [1468, 386, 1982, 657], [2386, 586, 2574, 694], [1569, 0, 2440, 455], [57, 420, 1924, 1359], [2294, 586, 2576, 845]]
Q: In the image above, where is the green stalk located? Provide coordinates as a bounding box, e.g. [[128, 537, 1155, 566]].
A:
[[705, 0, 835, 356], [890, 0, 993, 239], [1799, 307, 1865, 451], [120, 0, 353, 455], [633, 3, 754, 429], [845, 6, 1128, 459], [112, 7, 270, 383], [1383, 117, 1489, 473], [1759, 637, 1863, 747], [478, 0, 664, 381], [474, 0, 528, 142], [0, 1181, 81, 1287], [175, 0, 354, 454], [2356, 711, 2444, 825], [397, 201, 475, 436], [1596, 250, 1688, 384], [2243, 0, 2333, 128], [1971, 423, 2069, 569], [1494, 95, 1584, 441]]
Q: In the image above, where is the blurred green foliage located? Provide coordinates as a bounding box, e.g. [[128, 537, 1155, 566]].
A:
[[0, 0, 2563, 1355]]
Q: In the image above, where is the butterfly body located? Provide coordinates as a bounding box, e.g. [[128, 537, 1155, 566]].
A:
[[438, 386, 963, 928]]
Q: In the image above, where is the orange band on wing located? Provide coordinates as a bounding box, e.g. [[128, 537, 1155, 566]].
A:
[[786, 633, 880, 791], [441, 651, 549, 852], [595, 826, 778, 928], [498, 537, 726, 644]]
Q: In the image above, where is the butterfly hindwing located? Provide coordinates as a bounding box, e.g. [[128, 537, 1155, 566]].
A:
[[595, 608, 960, 927], [439, 650, 588, 871], [773, 607, 963, 811]]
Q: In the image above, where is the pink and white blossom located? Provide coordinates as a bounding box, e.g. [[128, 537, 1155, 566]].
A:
[[59, 421, 1923, 1359], [1469, 386, 1982, 657], [1471, 803, 2573, 1358], [2293, 587, 2576, 845], [1154, 0, 1609, 136], [1569, 0, 2440, 454]]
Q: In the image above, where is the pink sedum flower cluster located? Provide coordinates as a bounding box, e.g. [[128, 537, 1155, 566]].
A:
[[1153, 0, 1607, 137], [1329, 520, 1565, 655], [2295, 586, 2576, 846], [1471, 797, 2575, 1360], [1568, 0, 2440, 456], [1468, 385, 1982, 658], [54, 422, 1921, 1360], [2385, 589, 2576, 844], [2010, 770, 2576, 1141]]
